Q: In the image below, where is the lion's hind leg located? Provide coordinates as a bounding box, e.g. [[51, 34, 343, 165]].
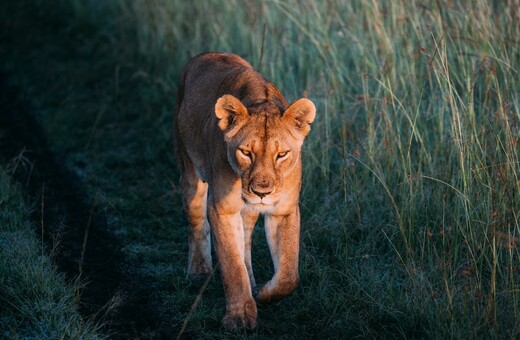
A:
[[181, 164, 212, 280]]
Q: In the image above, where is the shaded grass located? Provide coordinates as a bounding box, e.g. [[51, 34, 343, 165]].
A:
[[0, 167, 101, 339], [0, 0, 519, 338]]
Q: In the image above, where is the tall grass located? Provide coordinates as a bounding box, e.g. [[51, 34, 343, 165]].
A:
[[1, 0, 519, 337], [114, 1, 520, 335]]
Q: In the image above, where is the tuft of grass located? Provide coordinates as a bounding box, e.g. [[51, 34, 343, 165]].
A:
[[1, 0, 519, 338], [0, 167, 101, 339]]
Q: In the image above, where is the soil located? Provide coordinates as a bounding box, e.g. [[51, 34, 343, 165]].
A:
[[0, 72, 176, 339]]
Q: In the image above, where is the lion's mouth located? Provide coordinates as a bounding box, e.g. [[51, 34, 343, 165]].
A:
[[242, 192, 278, 206]]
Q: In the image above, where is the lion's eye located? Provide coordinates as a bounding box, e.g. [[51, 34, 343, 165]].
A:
[[239, 148, 252, 159], [277, 151, 289, 160]]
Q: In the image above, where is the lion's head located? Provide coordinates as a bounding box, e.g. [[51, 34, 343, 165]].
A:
[[215, 94, 316, 211]]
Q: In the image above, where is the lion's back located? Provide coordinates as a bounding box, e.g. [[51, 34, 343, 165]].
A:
[[181, 53, 251, 103]]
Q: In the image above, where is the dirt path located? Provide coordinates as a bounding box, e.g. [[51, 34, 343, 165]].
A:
[[0, 73, 176, 338]]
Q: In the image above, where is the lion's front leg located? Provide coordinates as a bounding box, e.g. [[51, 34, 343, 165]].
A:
[[242, 207, 259, 288], [208, 198, 257, 331], [257, 207, 300, 305]]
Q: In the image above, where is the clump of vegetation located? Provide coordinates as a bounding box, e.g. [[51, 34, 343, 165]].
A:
[[0, 0, 518, 338], [0, 168, 101, 339]]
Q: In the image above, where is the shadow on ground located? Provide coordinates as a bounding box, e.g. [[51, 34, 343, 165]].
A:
[[0, 72, 177, 339]]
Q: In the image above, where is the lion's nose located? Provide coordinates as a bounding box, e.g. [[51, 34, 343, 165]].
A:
[[252, 179, 272, 198]]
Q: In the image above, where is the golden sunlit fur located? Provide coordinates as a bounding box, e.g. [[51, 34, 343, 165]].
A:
[[174, 52, 316, 331]]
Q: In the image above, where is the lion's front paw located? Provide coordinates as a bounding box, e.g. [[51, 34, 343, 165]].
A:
[[222, 300, 257, 332], [256, 276, 298, 305], [256, 283, 273, 305]]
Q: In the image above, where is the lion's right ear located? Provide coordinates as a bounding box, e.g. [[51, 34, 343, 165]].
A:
[[215, 95, 247, 132]]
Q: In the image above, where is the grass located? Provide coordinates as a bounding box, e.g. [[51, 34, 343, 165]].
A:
[[0, 0, 519, 338], [0, 167, 101, 339]]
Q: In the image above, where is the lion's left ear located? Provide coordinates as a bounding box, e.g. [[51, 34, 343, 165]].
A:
[[283, 98, 316, 137]]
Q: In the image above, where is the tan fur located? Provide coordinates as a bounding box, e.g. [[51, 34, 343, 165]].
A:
[[174, 52, 316, 331]]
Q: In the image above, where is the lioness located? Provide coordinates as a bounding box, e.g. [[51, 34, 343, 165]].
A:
[[174, 52, 316, 331]]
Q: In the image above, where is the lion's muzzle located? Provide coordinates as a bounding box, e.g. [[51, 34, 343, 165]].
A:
[[251, 177, 273, 198]]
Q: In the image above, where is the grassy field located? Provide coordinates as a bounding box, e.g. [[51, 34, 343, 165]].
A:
[[1, 0, 519, 338], [0, 166, 101, 338]]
